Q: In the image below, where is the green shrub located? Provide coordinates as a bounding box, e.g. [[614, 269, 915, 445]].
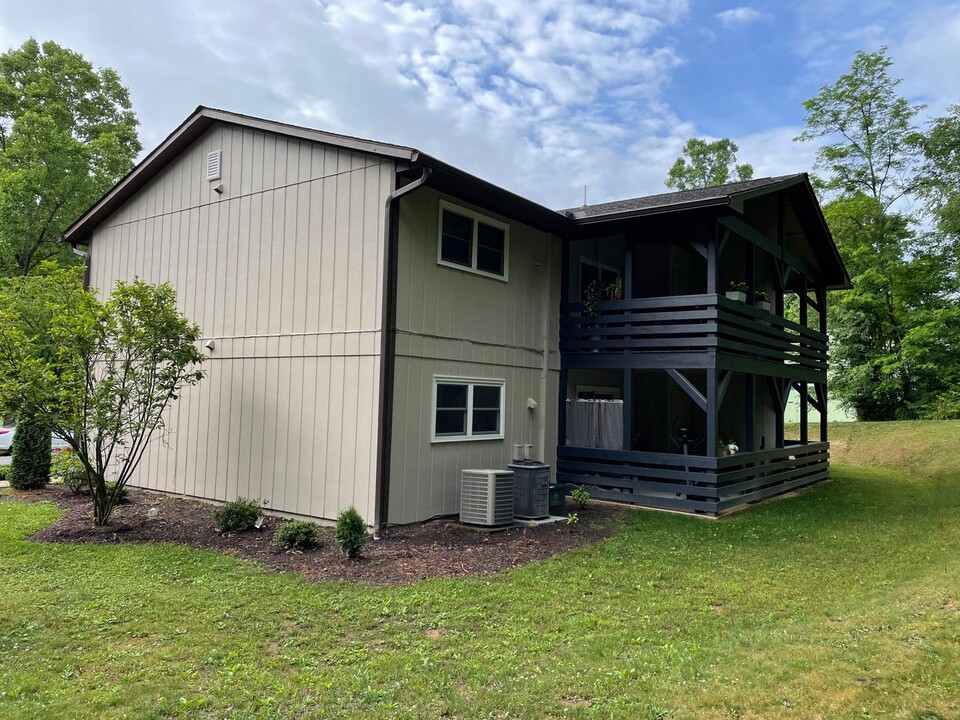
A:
[[571, 486, 590, 510], [106, 481, 130, 504], [335, 506, 368, 559], [51, 451, 88, 494], [0, 465, 9, 483], [272, 520, 322, 550], [215, 497, 263, 532], [10, 415, 51, 490]]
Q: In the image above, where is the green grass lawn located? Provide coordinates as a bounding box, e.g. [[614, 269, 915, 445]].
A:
[[1, 422, 959, 719]]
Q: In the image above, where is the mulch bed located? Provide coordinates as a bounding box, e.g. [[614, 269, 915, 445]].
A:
[[3, 484, 625, 585]]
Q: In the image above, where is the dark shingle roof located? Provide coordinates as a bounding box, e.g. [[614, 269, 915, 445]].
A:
[[564, 174, 805, 220]]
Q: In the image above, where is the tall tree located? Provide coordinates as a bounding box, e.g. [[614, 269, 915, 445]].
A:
[[922, 105, 960, 242], [797, 48, 960, 419], [797, 46, 925, 208], [0, 38, 141, 275], [665, 137, 754, 191]]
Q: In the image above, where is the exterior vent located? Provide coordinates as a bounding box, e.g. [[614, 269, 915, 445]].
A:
[[206, 150, 221, 181], [460, 469, 514, 526]]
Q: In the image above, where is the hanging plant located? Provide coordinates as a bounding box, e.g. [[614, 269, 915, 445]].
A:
[[583, 279, 601, 316]]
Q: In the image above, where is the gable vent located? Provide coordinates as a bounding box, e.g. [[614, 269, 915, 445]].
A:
[[206, 150, 221, 181]]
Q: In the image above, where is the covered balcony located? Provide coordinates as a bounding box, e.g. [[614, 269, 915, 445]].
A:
[[555, 175, 849, 516]]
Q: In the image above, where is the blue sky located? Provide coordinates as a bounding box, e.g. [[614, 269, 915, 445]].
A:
[[0, 1, 958, 208]]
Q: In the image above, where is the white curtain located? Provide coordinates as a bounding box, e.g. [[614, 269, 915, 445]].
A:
[[566, 399, 623, 450]]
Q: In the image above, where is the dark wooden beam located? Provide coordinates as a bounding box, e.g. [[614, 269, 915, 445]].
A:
[[745, 373, 755, 452], [717, 370, 733, 408], [665, 368, 707, 412], [718, 227, 731, 258], [688, 239, 708, 259], [558, 368, 568, 447], [706, 368, 718, 454], [623, 369, 633, 452], [800, 382, 809, 444], [708, 224, 719, 294], [718, 215, 819, 282]]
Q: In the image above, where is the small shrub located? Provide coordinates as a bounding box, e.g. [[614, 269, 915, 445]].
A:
[[566, 512, 579, 525], [335, 506, 368, 559], [106, 482, 130, 504], [571, 486, 590, 510], [272, 520, 321, 550], [10, 415, 51, 490], [0, 465, 9, 483], [214, 497, 263, 532], [51, 451, 88, 494]]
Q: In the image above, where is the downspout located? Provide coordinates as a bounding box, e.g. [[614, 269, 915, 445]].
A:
[[373, 166, 431, 534]]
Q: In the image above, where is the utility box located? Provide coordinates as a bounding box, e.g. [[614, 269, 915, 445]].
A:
[[510, 460, 551, 519], [460, 469, 515, 526]]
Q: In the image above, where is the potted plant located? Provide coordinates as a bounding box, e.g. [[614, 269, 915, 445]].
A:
[[753, 289, 771, 312], [717, 439, 739, 457], [726, 281, 749, 302], [606, 276, 624, 301], [583, 279, 601, 316]]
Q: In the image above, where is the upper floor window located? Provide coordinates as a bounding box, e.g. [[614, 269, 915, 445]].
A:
[[438, 201, 509, 280]]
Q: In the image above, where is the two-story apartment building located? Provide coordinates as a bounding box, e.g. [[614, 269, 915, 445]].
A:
[[63, 107, 849, 527]]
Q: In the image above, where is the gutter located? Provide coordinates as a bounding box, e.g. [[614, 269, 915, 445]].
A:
[[373, 166, 431, 533]]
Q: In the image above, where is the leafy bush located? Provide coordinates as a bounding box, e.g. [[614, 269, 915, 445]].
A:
[[51, 451, 87, 494], [106, 481, 130, 504], [10, 415, 51, 490], [0, 465, 9, 483], [571, 486, 590, 510], [335, 506, 368, 559], [272, 520, 321, 550], [214, 497, 263, 532]]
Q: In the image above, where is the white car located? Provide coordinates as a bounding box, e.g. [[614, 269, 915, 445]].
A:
[[0, 425, 72, 455]]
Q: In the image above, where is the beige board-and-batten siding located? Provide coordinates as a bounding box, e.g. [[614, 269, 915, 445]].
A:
[[88, 122, 395, 523], [388, 187, 562, 524]]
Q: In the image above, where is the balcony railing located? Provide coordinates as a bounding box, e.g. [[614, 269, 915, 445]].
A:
[[556, 442, 830, 516], [559, 293, 827, 378]]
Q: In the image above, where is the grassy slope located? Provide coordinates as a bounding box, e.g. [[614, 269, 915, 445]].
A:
[[0, 422, 958, 719]]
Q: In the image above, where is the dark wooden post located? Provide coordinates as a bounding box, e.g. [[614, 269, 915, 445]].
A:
[[623, 369, 632, 451], [818, 283, 828, 442], [708, 224, 718, 295], [799, 282, 808, 444], [558, 239, 570, 448], [706, 367, 718, 456], [745, 374, 755, 452], [558, 368, 568, 447], [624, 238, 634, 300]]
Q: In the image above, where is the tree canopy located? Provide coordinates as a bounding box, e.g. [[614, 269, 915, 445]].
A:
[[665, 137, 754, 191], [0, 267, 205, 525], [797, 47, 960, 420], [0, 38, 141, 275]]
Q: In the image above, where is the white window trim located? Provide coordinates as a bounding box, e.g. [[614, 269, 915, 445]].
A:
[[431, 375, 506, 443], [437, 200, 510, 282], [575, 385, 622, 400]]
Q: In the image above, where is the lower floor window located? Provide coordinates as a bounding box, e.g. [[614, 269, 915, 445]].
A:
[[433, 377, 505, 441]]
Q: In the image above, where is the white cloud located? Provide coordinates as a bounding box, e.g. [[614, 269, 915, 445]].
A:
[[896, 3, 960, 115], [301, 0, 692, 205], [714, 7, 763, 26]]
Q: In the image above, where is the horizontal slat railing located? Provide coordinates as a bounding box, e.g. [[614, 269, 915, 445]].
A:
[[557, 442, 830, 516], [560, 294, 827, 376]]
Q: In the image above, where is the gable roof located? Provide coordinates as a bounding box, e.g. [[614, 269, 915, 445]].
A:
[[564, 174, 805, 221], [61, 106, 847, 288], [61, 105, 568, 244]]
